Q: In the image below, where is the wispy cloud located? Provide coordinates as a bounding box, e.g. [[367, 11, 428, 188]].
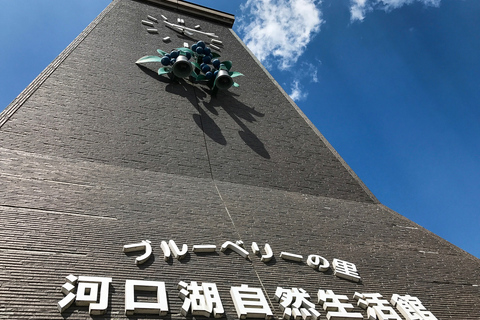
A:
[[289, 80, 308, 101], [380, 0, 441, 10], [311, 68, 318, 83], [302, 61, 319, 83], [285, 60, 320, 102], [350, 0, 441, 22], [238, 0, 323, 70]]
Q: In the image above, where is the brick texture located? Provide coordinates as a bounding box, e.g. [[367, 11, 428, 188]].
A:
[[0, 0, 479, 319]]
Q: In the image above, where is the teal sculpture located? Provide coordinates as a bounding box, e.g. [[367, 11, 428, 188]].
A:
[[136, 41, 243, 95]]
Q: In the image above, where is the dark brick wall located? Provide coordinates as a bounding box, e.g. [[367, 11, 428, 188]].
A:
[[0, 0, 479, 319], [0, 0, 376, 202]]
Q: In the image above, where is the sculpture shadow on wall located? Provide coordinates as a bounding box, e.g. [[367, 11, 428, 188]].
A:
[[137, 64, 172, 84], [137, 64, 227, 146], [136, 65, 268, 158], [138, 64, 202, 111], [164, 85, 230, 148], [192, 104, 227, 146], [200, 91, 270, 159]]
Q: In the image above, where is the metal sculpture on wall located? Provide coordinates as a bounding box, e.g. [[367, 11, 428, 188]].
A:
[[136, 14, 243, 95]]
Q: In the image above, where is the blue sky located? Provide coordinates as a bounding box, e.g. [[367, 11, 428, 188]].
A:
[[1, 0, 479, 259]]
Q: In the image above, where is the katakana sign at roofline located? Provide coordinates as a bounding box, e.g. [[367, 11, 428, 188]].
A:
[[58, 275, 437, 319], [122, 239, 361, 282]]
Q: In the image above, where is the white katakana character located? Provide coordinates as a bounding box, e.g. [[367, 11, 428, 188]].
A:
[[58, 274, 112, 315], [178, 281, 224, 318], [192, 244, 217, 253], [332, 258, 361, 282], [160, 240, 171, 260], [221, 241, 250, 259], [391, 294, 438, 320], [231, 284, 273, 319], [125, 280, 168, 316], [123, 240, 152, 265], [317, 289, 362, 320], [169, 239, 188, 260], [353, 292, 401, 320], [274, 287, 320, 320], [159, 239, 189, 261], [280, 252, 303, 262], [252, 242, 273, 262]]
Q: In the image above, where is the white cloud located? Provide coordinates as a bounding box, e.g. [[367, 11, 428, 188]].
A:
[[289, 80, 308, 101], [238, 0, 323, 70], [350, 0, 369, 22], [350, 0, 441, 22]]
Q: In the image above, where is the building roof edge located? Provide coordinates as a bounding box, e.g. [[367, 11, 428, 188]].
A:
[[229, 28, 380, 204], [0, 1, 118, 128]]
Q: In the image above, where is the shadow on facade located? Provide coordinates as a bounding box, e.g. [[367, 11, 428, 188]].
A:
[[137, 65, 269, 159], [200, 90, 270, 159]]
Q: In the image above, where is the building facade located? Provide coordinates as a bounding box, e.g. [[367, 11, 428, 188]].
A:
[[0, 0, 479, 319]]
